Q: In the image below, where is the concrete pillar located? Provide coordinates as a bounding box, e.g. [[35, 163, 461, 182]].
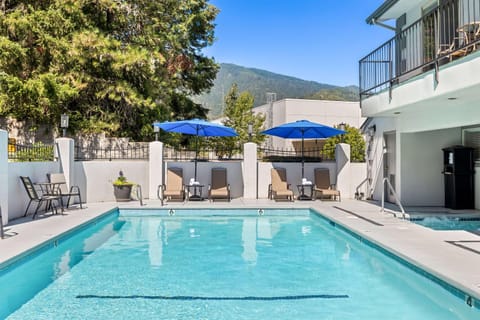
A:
[[243, 142, 257, 199], [0, 130, 8, 224], [149, 141, 163, 199], [336, 143, 351, 199], [55, 138, 74, 188]]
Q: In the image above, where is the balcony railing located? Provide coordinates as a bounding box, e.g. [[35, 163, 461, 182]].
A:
[[360, 0, 480, 100]]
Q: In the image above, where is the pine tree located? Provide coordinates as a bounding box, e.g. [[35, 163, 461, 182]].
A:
[[0, 0, 219, 139]]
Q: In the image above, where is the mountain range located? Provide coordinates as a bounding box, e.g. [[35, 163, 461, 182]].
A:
[[192, 63, 359, 119]]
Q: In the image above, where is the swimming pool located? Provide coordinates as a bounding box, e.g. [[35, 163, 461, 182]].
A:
[[1, 208, 479, 319], [412, 216, 480, 231]]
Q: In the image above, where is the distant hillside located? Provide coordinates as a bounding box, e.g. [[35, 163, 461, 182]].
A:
[[192, 63, 359, 118]]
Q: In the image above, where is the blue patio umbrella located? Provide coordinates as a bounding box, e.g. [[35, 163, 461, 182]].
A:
[[262, 120, 345, 179], [153, 119, 238, 180]]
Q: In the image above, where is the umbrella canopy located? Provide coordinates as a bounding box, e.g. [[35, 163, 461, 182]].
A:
[[153, 119, 238, 180], [262, 120, 345, 179]]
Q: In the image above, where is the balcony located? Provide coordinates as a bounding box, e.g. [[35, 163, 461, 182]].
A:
[[359, 0, 480, 101]]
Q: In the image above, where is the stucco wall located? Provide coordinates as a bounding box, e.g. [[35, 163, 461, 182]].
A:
[[76, 161, 149, 203], [8, 161, 60, 220], [400, 128, 461, 206]]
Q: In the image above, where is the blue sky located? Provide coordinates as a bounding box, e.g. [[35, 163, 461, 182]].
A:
[[204, 0, 393, 87]]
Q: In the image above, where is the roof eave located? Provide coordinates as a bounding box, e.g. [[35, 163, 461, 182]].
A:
[[366, 0, 399, 25]]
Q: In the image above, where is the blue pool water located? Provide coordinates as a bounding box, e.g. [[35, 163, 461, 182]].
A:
[[412, 217, 480, 231], [1, 209, 479, 319]]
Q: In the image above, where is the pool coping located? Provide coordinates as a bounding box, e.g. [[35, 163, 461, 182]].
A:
[[1, 199, 480, 312]]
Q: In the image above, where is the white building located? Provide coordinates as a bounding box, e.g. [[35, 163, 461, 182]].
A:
[[253, 98, 362, 151], [360, 0, 480, 209]]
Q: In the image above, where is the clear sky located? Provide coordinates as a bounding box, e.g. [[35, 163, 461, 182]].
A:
[[204, 0, 393, 87]]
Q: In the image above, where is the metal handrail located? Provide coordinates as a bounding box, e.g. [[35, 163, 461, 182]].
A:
[[381, 177, 406, 217], [360, 0, 480, 99], [0, 206, 4, 239], [134, 184, 144, 206]]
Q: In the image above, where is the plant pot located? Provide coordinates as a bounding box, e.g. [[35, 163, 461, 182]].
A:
[[113, 184, 133, 202]]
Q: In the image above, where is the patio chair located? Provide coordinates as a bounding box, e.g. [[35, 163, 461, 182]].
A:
[[47, 173, 83, 209], [158, 167, 185, 202], [20, 176, 63, 219], [313, 168, 340, 201], [208, 167, 231, 202], [268, 167, 294, 201], [437, 32, 469, 61]]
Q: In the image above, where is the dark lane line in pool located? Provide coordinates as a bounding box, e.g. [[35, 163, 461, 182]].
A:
[[76, 294, 349, 301]]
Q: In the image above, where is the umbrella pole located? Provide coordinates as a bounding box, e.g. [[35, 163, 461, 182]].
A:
[[195, 127, 198, 181], [301, 132, 305, 179]]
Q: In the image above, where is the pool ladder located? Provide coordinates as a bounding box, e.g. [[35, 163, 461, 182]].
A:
[[134, 184, 144, 206]]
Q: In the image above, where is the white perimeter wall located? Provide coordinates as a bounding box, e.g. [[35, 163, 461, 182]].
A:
[[257, 161, 366, 199], [165, 161, 244, 199], [76, 161, 149, 203], [8, 161, 60, 220]]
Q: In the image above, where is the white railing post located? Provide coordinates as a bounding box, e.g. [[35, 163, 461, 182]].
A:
[[243, 142, 258, 199], [335, 143, 351, 199], [0, 130, 9, 225], [149, 141, 163, 200], [55, 137, 74, 189]]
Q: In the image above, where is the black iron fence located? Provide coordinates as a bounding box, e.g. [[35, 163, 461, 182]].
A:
[[163, 144, 243, 161], [360, 0, 480, 99], [8, 142, 56, 162], [258, 146, 336, 162], [75, 144, 149, 161]]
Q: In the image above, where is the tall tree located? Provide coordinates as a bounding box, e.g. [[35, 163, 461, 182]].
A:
[[222, 84, 265, 144], [210, 83, 265, 157], [0, 0, 218, 139]]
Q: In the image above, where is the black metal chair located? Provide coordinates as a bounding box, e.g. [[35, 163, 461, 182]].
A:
[[20, 176, 62, 219]]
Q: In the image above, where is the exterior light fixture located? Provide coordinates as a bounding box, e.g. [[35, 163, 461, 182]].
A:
[[153, 124, 160, 141], [248, 123, 253, 142], [60, 113, 69, 137], [338, 122, 346, 143]]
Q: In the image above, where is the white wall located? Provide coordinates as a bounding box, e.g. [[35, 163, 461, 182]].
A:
[[165, 161, 244, 199], [400, 128, 461, 206], [77, 161, 149, 203], [257, 162, 336, 199], [8, 161, 60, 220]]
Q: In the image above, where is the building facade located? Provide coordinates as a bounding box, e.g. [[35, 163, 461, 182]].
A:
[[253, 98, 362, 151], [360, 0, 480, 208]]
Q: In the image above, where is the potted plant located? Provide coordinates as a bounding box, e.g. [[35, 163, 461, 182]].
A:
[[113, 171, 134, 202]]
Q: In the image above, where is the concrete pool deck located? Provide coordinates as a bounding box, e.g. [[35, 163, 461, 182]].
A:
[[1, 198, 480, 307]]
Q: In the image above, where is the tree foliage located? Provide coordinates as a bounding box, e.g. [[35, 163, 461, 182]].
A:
[[322, 123, 365, 162], [0, 0, 219, 139], [210, 83, 265, 157]]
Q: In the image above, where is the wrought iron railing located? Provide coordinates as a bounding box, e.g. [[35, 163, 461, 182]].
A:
[[360, 0, 480, 99], [7, 142, 56, 162], [75, 144, 149, 161], [258, 146, 336, 162], [163, 144, 243, 161]]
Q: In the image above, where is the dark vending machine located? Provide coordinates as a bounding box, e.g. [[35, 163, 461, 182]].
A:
[[442, 146, 474, 209]]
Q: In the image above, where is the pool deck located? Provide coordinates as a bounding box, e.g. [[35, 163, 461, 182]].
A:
[[1, 198, 480, 306]]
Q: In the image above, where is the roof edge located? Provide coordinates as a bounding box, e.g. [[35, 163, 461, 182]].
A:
[[366, 0, 399, 25]]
